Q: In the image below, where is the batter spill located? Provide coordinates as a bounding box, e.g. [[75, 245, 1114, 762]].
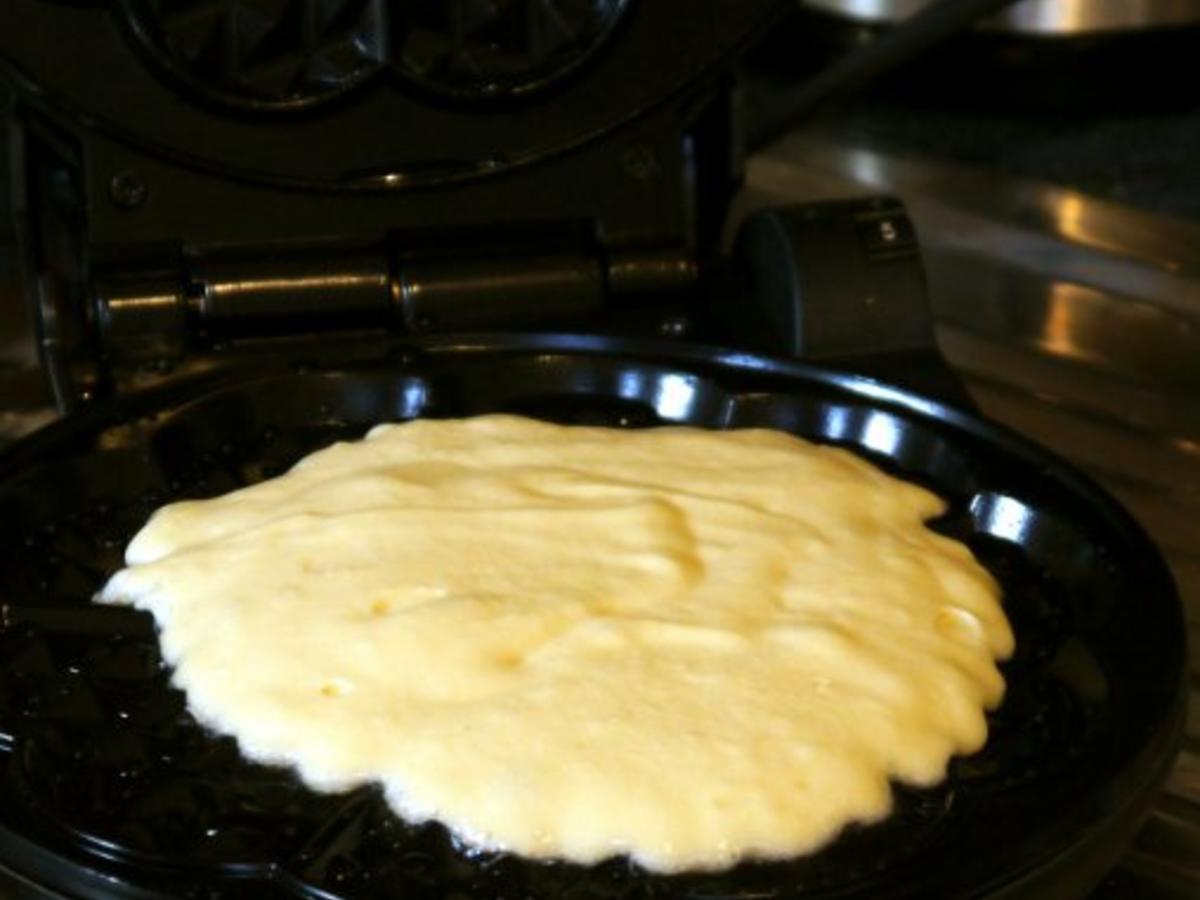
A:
[[99, 415, 1012, 872]]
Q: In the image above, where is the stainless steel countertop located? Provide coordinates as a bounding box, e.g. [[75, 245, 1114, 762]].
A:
[[747, 133, 1200, 898]]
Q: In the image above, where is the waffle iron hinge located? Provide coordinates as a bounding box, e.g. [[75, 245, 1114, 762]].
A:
[[93, 244, 699, 375]]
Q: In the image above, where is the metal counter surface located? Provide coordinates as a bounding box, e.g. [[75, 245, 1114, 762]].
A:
[[747, 133, 1200, 898]]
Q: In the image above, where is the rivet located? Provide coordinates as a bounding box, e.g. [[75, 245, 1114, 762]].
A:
[[109, 171, 149, 209]]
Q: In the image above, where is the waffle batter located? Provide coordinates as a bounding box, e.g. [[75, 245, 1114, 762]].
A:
[[99, 415, 1012, 872]]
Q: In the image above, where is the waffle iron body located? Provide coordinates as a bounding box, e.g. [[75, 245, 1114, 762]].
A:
[[0, 3, 1188, 899]]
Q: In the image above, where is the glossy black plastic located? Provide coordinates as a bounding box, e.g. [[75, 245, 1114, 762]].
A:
[[124, 0, 633, 111], [0, 336, 1186, 899], [0, 0, 780, 188]]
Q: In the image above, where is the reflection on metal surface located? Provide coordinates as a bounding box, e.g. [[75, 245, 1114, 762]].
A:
[[1039, 282, 1087, 362], [748, 131, 1200, 899], [822, 404, 854, 441], [1048, 192, 1188, 275], [1054, 194, 1127, 260], [206, 273, 388, 299], [1053, 194, 1086, 240], [104, 293, 178, 312], [971, 492, 1035, 543], [801, 0, 1200, 33], [400, 380, 429, 418], [930, 267, 1200, 386], [618, 369, 646, 400], [861, 409, 904, 455], [653, 373, 698, 419]]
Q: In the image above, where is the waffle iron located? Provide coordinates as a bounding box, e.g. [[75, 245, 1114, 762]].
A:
[[0, 2, 1187, 898]]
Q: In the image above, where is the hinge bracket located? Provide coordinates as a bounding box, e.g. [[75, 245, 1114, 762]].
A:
[[95, 244, 698, 369]]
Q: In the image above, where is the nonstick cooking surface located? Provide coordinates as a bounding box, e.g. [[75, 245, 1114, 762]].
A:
[[0, 338, 1185, 900]]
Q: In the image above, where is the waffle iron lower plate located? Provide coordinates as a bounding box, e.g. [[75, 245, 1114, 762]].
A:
[[0, 336, 1186, 900]]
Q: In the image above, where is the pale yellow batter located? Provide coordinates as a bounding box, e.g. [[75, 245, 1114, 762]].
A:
[[99, 415, 1012, 872]]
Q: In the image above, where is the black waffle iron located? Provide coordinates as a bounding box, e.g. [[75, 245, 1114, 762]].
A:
[[0, 3, 1187, 899]]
